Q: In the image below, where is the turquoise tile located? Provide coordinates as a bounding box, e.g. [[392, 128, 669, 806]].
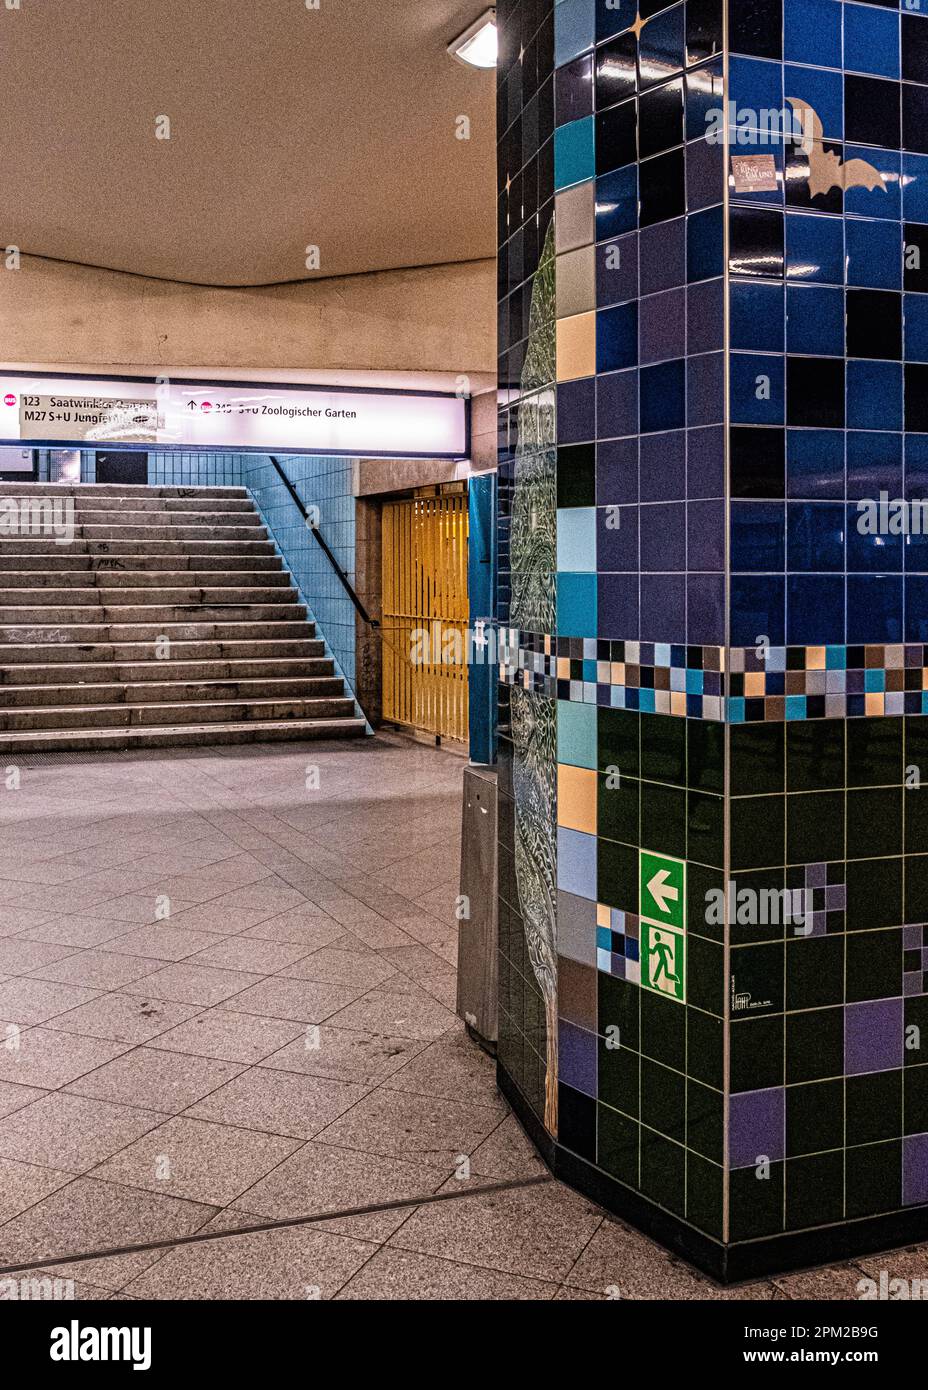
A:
[[557, 571, 598, 637], [557, 698, 597, 769], [554, 116, 595, 192], [557, 506, 597, 571]]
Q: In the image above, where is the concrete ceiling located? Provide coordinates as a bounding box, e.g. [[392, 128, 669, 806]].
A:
[[0, 0, 496, 287]]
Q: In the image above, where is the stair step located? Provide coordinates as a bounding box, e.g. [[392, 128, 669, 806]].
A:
[[0, 695, 357, 731], [0, 657, 335, 685], [0, 677, 345, 707], [0, 483, 364, 752], [0, 585, 297, 605], [0, 638, 325, 664], [0, 483, 248, 499], [0, 717, 367, 752]]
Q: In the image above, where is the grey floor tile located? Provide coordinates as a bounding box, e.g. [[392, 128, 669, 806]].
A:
[[18, 915, 138, 949], [105, 925, 230, 961], [220, 977, 361, 1024], [316, 1085, 503, 1169], [0, 1028, 130, 1090], [121, 962, 262, 1006], [0, 1079, 49, 1119], [90, 1115, 301, 1206], [0, 978, 102, 1027], [0, 1091, 167, 1172], [336, 1246, 559, 1300], [189, 936, 312, 974], [277, 945, 398, 990], [388, 1179, 602, 1284], [184, 1066, 367, 1139], [387, 1026, 506, 1110], [66, 1046, 245, 1113], [148, 1009, 304, 1064], [772, 1264, 876, 1300], [243, 911, 347, 949], [29, 951, 164, 991], [0, 1177, 218, 1289], [258, 1024, 424, 1085], [43, 993, 202, 1045], [468, 1114, 549, 1180], [326, 984, 457, 1041], [0, 940, 78, 975], [121, 1213, 376, 1300], [0, 1156, 75, 1223]]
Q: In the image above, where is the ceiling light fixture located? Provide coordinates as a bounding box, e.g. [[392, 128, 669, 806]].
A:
[[448, 8, 498, 68]]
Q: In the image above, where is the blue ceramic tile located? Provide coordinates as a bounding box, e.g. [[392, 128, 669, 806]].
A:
[[907, 575, 928, 641], [847, 573, 904, 642], [687, 351, 725, 427], [687, 498, 725, 569], [686, 135, 724, 212], [687, 204, 725, 281], [846, 359, 903, 430], [730, 573, 786, 645], [558, 378, 596, 443], [730, 501, 786, 571], [557, 571, 598, 637], [597, 503, 639, 570], [783, 0, 842, 69], [847, 503, 904, 571], [731, 282, 786, 352], [688, 424, 726, 498], [844, 147, 901, 219], [555, 116, 596, 191], [597, 301, 638, 372], [557, 506, 598, 571], [555, 0, 596, 67], [688, 572, 725, 645], [596, 435, 638, 504], [687, 276, 725, 354], [639, 217, 687, 294], [730, 352, 786, 424], [905, 293, 928, 360], [787, 501, 846, 570], [847, 429, 903, 497], [595, 165, 638, 239], [596, 0, 636, 44], [639, 287, 686, 365], [596, 233, 638, 307], [728, 56, 784, 118], [640, 359, 686, 432], [786, 428, 845, 498], [685, 59, 723, 142], [846, 218, 902, 288], [639, 3, 686, 91], [844, 3, 900, 80], [903, 153, 928, 224], [786, 284, 845, 355], [785, 212, 844, 285], [787, 574, 845, 643], [784, 64, 843, 141]]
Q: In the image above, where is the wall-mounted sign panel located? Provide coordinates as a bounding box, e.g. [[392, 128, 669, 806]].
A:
[[0, 375, 468, 458]]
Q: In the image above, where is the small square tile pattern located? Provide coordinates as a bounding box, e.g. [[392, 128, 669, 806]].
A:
[[497, 0, 928, 1266]]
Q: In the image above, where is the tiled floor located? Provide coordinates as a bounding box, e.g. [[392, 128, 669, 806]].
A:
[[0, 732, 923, 1300]]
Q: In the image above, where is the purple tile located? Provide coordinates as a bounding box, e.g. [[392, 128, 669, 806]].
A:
[[825, 884, 846, 909], [598, 573, 639, 638], [597, 232, 638, 308], [686, 136, 724, 212], [597, 368, 638, 439], [597, 436, 638, 505], [558, 377, 595, 444], [640, 288, 685, 365], [903, 1133, 928, 1206], [687, 572, 725, 646], [641, 429, 685, 502], [806, 862, 827, 888], [598, 504, 638, 571], [905, 972, 921, 996], [641, 572, 687, 645], [641, 501, 686, 572], [687, 277, 724, 356], [687, 352, 725, 428], [687, 498, 725, 571], [558, 1018, 597, 1097], [904, 925, 922, 949], [639, 217, 685, 295], [687, 424, 725, 498], [845, 998, 904, 1075], [610, 952, 626, 978], [729, 1087, 785, 1168]]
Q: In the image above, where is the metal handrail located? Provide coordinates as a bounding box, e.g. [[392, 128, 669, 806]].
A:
[[266, 455, 379, 630]]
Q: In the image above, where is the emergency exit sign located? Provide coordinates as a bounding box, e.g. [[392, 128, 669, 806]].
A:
[[639, 850, 687, 1004]]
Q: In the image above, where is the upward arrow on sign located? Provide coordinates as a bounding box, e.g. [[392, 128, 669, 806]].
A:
[[647, 868, 678, 915]]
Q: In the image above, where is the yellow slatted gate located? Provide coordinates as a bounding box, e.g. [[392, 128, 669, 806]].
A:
[[382, 491, 469, 744]]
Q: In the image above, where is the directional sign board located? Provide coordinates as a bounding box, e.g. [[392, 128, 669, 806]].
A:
[[639, 850, 686, 1004]]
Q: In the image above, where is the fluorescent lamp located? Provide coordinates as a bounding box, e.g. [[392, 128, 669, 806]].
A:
[[448, 9, 497, 68]]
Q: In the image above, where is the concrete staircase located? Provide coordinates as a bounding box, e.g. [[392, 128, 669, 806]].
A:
[[0, 483, 366, 751]]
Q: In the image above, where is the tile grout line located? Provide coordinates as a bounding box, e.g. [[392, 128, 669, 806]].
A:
[[0, 1173, 553, 1277]]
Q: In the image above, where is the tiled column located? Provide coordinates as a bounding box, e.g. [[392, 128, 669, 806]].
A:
[[496, 0, 928, 1280]]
